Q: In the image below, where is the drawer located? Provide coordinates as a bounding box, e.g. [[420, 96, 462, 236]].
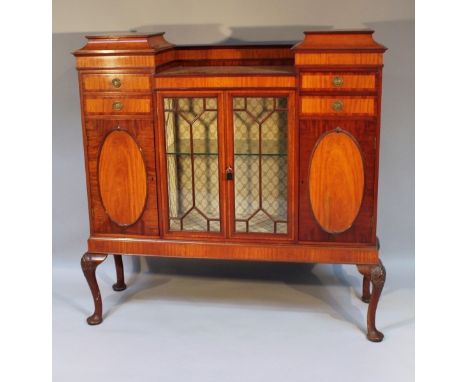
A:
[[301, 96, 375, 116], [301, 73, 376, 91], [84, 96, 152, 114], [82, 74, 151, 92]]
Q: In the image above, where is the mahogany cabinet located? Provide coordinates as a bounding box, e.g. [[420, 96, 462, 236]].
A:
[[74, 30, 387, 341]]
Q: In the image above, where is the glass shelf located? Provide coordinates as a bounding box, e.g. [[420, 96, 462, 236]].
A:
[[235, 139, 287, 156], [166, 139, 287, 156], [166, 139, 218, 156]]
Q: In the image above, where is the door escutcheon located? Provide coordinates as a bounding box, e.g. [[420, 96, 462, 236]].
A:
[[226, 166, 234, 180]]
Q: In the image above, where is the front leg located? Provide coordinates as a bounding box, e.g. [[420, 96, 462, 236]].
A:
[[81, 253, 108, 325], [357, 260, 386, 342]]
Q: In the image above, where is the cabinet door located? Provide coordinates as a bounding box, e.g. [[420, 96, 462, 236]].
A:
[[298, 119, 377, 244], [227, 93, 295, 240], [84, 119, 159, 236], [157, 94, 225, 237]]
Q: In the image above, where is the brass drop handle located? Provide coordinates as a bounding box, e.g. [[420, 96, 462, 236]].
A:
[[332, 76, 344, 87], [332, 100, 344, 112], [226, 166, 234, 181], [111, 78, 122, 88], [112, 101, 123, 111]]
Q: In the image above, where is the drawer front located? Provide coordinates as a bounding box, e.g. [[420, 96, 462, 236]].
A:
[[82, 74, 151, 92], [301, 73, 376, 90], [84, 97, 152, 115], [301, 96, 375, 116]]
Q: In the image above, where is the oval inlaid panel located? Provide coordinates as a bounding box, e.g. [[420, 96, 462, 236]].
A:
[[98, 130, 147, 227], [309, 130, 364, 233]]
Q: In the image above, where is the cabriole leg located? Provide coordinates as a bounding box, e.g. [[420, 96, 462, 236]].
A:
[[81, 253, 108, 325], [112, 255, 127, 292], [357, 260, 386, 342]]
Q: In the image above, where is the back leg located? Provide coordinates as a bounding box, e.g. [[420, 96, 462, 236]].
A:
[[357, 265, 371, 303], [112, 255, 127, 292]]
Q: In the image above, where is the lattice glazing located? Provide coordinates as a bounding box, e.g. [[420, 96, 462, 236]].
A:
[[233, 97, 288, 234], [164, 97, 220, 232]]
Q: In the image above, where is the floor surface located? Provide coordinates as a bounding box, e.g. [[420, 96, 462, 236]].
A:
[[53, 253, 414, 382]]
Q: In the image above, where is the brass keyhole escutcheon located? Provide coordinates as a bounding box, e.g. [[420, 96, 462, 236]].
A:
[[225, 166, 234, 181], [332, 76, 344, 87], [112, 101, 123, 111], [332, 100, 344, 112], [111, 78, 122, 88]]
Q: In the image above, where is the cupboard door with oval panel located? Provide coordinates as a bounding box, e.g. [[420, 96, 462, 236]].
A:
[[298, 120, 377, 244], [84, 119, 159, 236]]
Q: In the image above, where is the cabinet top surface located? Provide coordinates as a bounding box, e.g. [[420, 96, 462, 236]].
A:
[[155, 65, 296, 77]]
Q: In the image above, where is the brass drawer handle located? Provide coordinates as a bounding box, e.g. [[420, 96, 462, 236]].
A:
[[332, 100, 344, 112], [111, 78, 122, 88], [332, 76, 344, 87], [112, 101, 123, 111]]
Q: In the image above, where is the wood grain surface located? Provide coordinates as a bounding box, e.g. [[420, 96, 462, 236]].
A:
[[301, 73, 375, 90], [88, 236, 379, 265], [301, 96, 375, 116], [76, 55, 156, 69], [298, 119, 377, 244], [84, 97, 152, 114], [85, 119, 159, 236], [295, 53, 383, 65], [309, 130, 365, 233], [98, 130, 148, 226], [82, 74, 151, 92], [154, 75, 295, 89]]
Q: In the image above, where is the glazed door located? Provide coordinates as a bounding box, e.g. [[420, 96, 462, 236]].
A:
[[298, 119, 377, 244], [226, 92, 296, 240], [157, 93, 226, 238]]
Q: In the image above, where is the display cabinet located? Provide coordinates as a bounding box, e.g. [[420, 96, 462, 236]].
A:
[[74, 30, 387, 341]]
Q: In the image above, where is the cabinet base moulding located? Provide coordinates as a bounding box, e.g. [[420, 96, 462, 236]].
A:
[[87, 237, 379, 265]]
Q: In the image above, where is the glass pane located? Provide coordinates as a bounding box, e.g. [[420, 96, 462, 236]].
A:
[[164, 97, 220, 232], [233, 96, 288, 234]]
